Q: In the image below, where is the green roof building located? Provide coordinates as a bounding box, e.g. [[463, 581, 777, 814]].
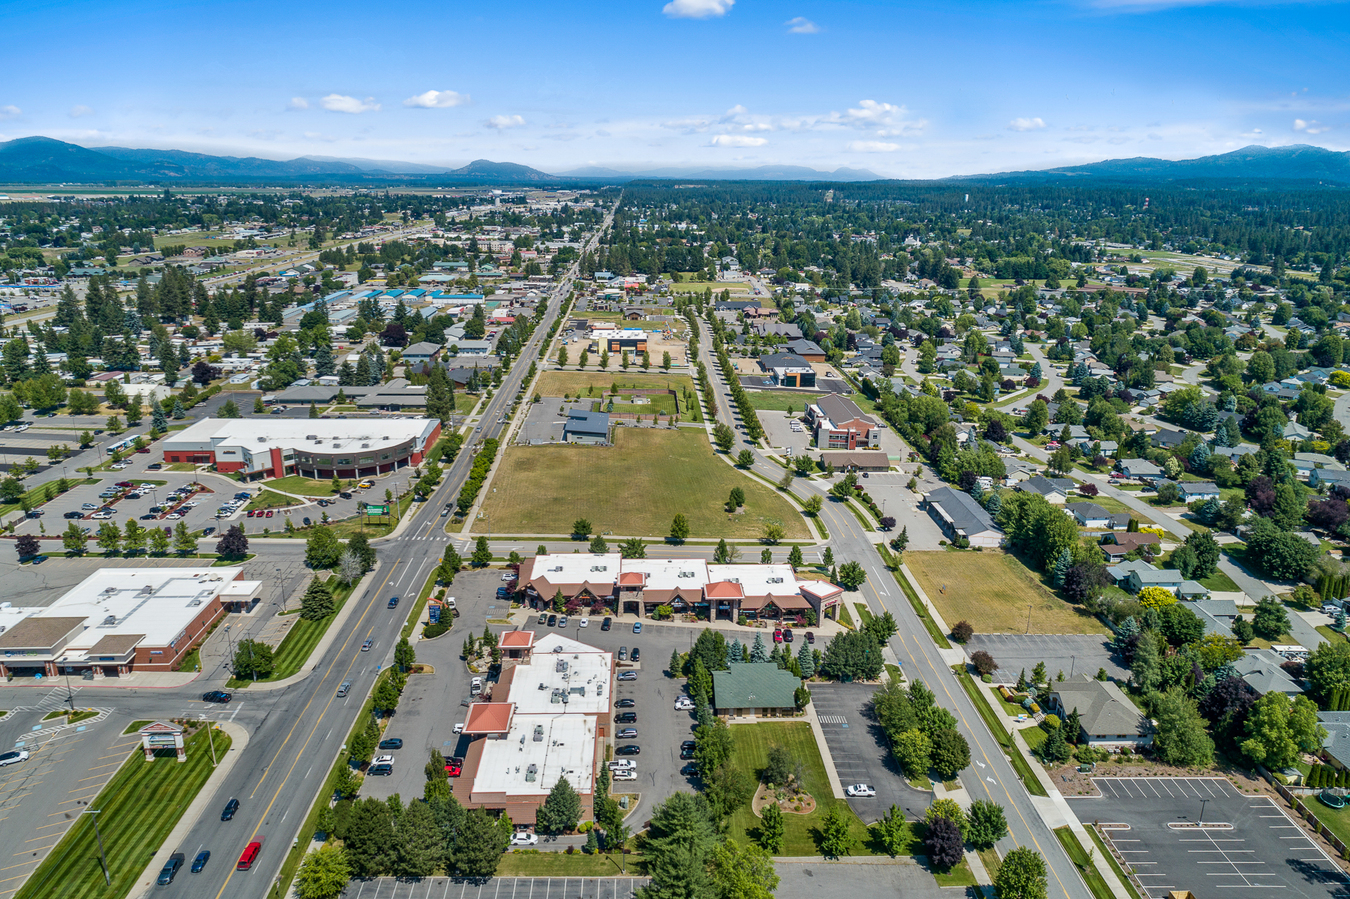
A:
[[712, 662, 800, 717]]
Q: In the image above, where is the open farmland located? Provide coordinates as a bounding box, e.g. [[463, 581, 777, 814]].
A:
[[476, 428, 807, 539], [905, 551, 1108, 636]]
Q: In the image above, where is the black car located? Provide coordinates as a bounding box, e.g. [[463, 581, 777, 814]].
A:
[[630, 647, 640, 662], [805, 631, 815, 645], [202, 690, 232, 704], [378, 738, 403, 750], [221, 798, 239, 821], [615, 712, 637, 724], [191, 850, 210, 874], [680, 762, 700, 777], [615, 698, 636, 708], [303, 517, 311, 526], [368, 763, 393, 776], [600, 617, 612, 631], [547, 614, 557, 627], [615, 745, 641, 756], [339, 492, 352, 499], [537, 613, 548, 625], [317, 499, 330, 507], [783, 629, 794, 643], [157, 853, 185, 885], [203, 527, 215, 537], [680, 741, 696, 759], [387, 596, 399, 609], [63, 511, 83, 519]]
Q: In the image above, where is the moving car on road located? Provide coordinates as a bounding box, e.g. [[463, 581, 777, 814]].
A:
[[202, 690, 232, 703], [221, 798, 239, 820], [191, 850, 211, 873], [157, 853, 185, 885]]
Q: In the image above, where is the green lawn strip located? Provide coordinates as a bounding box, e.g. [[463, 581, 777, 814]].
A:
[[723, 721, 883, 856], [497, 851, 641, 877], [1054, 826, 1115, 899], [1083, 826, 1143, 899], [43, 709, 97, 724], [15, 728, 230, 899], [1305, 797, 1350, 846], [741, 392, 819, 413], [955, 671, 1047, 797], [1156, 551, 1242, 592], [228, 577, 353, 688], [1021, 726, 1048, 754], [853, 603, 874, 626], [261, 474, 339, 497], [402, 568, 444, 641], [977, 847, 1001, 882], [839, 602, 855, 630], [245, 490, 303, 512], [1317, 626, 1347, 644], [122, 720, 151, 735], [882, 554, 951, 649]]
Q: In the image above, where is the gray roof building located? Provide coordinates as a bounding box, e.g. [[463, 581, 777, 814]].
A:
[[923, 486, 1002, 548], [1049, 674, 1153, 746]]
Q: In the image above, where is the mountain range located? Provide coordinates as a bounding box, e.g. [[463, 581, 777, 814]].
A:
[[1, 136, 1349, 185]]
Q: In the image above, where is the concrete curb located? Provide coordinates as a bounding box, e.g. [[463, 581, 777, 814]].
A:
[[129, 721, 249, 899]]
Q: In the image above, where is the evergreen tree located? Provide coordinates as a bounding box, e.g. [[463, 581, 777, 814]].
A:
[[750, 633, 769, 663], [797, 640, 815, 677], [1051, 547, 1073, 588]]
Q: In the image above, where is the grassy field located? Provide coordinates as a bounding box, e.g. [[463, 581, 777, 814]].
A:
[[498, 851, 643, 876], [724, 721, 899, 857], [671, 280, 752, 293], [477, 429, 808, 539], [593, 393, 702, 422], [743, 391, 820, 413], [245, 489, 302, 512], [261, 475, 338, 497], [15, 728, 230, 899], [905, 551, 1108, 635], [1088, 495, 1154, 525], [534, 371, 696, 398]]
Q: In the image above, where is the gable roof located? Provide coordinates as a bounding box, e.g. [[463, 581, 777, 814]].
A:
[[926, 486, 1000, 536], [1051, 675, 1151, 739]]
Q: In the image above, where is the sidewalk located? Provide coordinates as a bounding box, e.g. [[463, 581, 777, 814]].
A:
[[896, 561, 968, 666], [129, 721, 249, 899]]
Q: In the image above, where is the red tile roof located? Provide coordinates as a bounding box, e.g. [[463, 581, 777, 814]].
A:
[[463, 702, 515, 734]]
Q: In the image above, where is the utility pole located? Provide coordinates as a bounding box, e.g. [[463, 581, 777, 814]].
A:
[[84, 809, 110, 886]]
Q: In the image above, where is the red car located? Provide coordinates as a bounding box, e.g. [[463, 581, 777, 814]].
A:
[[115, 481, 133, 488], [773, 629, 783, 643], [445, 757, 463, 777], [265, 510, 273, 518]]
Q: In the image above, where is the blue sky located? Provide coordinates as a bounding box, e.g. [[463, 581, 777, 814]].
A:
[[2, 0, 1348, 177]]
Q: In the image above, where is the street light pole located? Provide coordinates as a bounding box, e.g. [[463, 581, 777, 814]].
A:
[[84, 809, 110, 886], [63, 662, 75, 713]]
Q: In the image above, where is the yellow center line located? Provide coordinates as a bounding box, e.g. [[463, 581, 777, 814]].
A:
[[216, 560, 404, 899]]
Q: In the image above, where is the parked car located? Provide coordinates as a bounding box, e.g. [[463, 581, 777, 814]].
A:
[[547, 614, 557, 627], [845, 784, 876, 797], [617, 647, 628, 661], [378, 738, 403, 750], [615, 712, 637, 724], [631, 647, 641, 662], [632, 621, 642, 633], [558, 615, 569, 628], [601, 617, 612, 631], [783, 628, 794, 643], [617, 728, 638, 739], [64, 511, 83, 519], [445, 757, 463, 777], [372, 754, 395, 766], [537, 613, 548, 625], [511, 831, 538, 846], [618, 670, 637, 681], [368, 763, 393, 776], [674, 697, 695, 711], [615, 698, 636, 708], [680, 740, 696, 759], [805, 631, 815, 644], [0, 750, 29, 768], [773, 629, 783, 643], [615, 744, 641, 756]]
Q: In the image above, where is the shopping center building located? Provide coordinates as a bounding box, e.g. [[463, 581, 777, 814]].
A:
[[160, 418, 441, 480]]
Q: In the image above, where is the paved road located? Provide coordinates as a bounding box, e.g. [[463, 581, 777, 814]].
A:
[[693, 316, 1094, 899]]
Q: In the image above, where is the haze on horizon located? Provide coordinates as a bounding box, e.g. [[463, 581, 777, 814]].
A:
[[2, 0, 1348, 180]]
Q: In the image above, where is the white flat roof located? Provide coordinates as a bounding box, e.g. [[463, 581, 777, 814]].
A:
[[15, 567, 258, 659], [621, 558, 709, 592], [162, 417, 437, 454], [529, 553, 621, 585], [511, 634, 612, 716], [707, 563, 798, 596], [473, 714, 596, 798]]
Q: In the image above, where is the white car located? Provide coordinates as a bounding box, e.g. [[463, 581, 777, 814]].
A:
[[612, 769, 638, 781], [0, 750, 29, 768], [674, 698, 695, 710], [372, 754, 395, 765], [501, 572, 514, 581], [845, 784, 876, 798], [578, 617, 589, 628], [510, 832, 538, 846], [453, 723, 464, 734]]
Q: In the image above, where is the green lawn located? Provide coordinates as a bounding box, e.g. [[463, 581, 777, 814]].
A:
[[724, 721, 900, 857], [1083, 827, 1143, 899], [261, 475, 339, 496], [245, 489, 302, 512], [742, 391, 820, 413], [1054, 826, 1116, 899], [533, 371, 697, 399], [228, 577, 351, 687], [1157, 551, 1242, 592], [15, 728, 230, 899], [593, 392, 701, 422], [477, 428, 808, 539], [1306, 797, 1350, 846]]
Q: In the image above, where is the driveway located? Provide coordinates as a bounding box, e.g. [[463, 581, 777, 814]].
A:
[[808, 683, 930, 823]]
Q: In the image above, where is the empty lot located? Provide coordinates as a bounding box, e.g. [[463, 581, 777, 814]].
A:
[[477, 428, 808, 539], [905, 551, 1109, 636]]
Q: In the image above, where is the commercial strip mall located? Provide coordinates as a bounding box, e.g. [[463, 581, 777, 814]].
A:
[[0, 567, 261, 678], [159, 418, 441, 480]]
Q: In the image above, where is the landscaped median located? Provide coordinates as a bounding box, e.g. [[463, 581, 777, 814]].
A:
[[15, 726, 231, 899]]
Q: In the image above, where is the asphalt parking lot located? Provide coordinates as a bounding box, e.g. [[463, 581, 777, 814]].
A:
[[517, 400, 590, 446], [1067, 776, 1348, 899], [349, 877, 649, 899], [964, 634, 1127, 685], [809, 683, 929, 823], [0, 696, 137, 899]]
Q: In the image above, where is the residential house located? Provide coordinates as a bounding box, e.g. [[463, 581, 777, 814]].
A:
[[1118, 459, 1163, 481], [785, 339, 826, 362], [1064, 502, 1112, 528], [1016, 475, 1074, 505], [1107, 560, 1209, 599], [401, 341, 442, 365], [1099, 533, 1162, 563], [1048, 675, 1153, 748], [1177, 482, 1220, 503], [1232, 649, 1303, 698]]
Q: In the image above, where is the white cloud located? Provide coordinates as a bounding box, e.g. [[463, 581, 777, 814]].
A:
[[486, 114, 526, 130], [321, 94, 380, 114], [663, 0, 733, 19], [710, 134, 767, 147], [845, 99, 904, 125], [403, 90, 470, 109], [1294, 118, 1330, 135], [785, 16, 820, 33], [68, 105, 93, 118], [1008, 117, 1047, 131], [288, 97, 309, 110], [849, 141, 900, 153], [0, 106, 20, 120]]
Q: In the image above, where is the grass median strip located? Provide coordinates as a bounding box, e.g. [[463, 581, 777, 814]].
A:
[[1084, 825, 1143, 899], [880, 550, 950, 649], [228, 576, 354, 687], [16, 727, 230, 899], [955, 670, 1047, 797], [1054, 826, 1115, 899]]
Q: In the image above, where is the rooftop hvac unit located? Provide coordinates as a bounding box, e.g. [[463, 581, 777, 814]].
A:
[[306, 435, 318, 440], [555, 659, 568, 673], [139, 585, 154, 595], [362, 443, 370, 448], [100, 615, 117, 626], [102, 587, 117, 595], [256, 436, 266, 442], [769, 577, 784, 584], [533, 725, 544, 742], [551, 566, 563, 572], [188, 599, 202, 606], [525, 764, 538, 782]]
